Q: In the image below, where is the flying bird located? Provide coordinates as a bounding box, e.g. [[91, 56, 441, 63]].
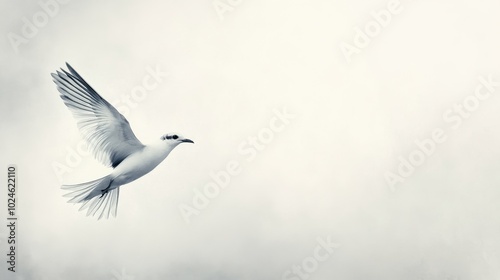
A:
[[51, 63, 194, 220]]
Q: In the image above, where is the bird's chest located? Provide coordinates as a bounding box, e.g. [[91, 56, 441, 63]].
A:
[[111, 147, 171, 184]]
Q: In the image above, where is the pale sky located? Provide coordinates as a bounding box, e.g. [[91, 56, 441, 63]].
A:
[[2, 0, 500, 279]]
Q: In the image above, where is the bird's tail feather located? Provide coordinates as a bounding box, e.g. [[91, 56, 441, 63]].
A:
[[62, 175, 120, 220]]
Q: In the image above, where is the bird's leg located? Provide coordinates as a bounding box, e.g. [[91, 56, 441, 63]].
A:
[[99, 186, 111, 198]]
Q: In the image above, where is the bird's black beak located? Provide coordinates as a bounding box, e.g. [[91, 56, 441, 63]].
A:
[[181, 138, 194, 143]]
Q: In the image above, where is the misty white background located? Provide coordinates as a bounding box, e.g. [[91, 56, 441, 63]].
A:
[[1, 0, 500, 279]]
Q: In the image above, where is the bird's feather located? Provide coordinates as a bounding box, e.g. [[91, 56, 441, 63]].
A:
[[52, 63, 145, 167], [62, 175, 119, 220]]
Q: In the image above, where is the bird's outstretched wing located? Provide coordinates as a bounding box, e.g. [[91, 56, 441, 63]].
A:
[[52, 63, 145, 168]]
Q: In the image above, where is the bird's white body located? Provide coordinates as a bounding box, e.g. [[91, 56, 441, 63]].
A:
[[109, 140, 177, 188]]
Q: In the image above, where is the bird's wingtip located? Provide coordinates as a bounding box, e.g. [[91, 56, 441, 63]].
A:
[[66, 62, 78, 74]]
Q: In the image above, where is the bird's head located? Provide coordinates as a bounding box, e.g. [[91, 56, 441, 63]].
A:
[[160, 133, 194, 147]]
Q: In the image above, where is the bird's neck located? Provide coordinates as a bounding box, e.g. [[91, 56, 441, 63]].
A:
[[146, 140, 178, 160]]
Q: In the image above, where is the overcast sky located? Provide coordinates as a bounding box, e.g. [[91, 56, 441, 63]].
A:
[[2, 0, 500, 279]]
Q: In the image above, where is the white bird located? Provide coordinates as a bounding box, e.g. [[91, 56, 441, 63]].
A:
[[51, 63, 194, 220]]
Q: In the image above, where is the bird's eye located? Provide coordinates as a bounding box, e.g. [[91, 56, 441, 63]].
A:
[[172, 135, 178, 140]]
